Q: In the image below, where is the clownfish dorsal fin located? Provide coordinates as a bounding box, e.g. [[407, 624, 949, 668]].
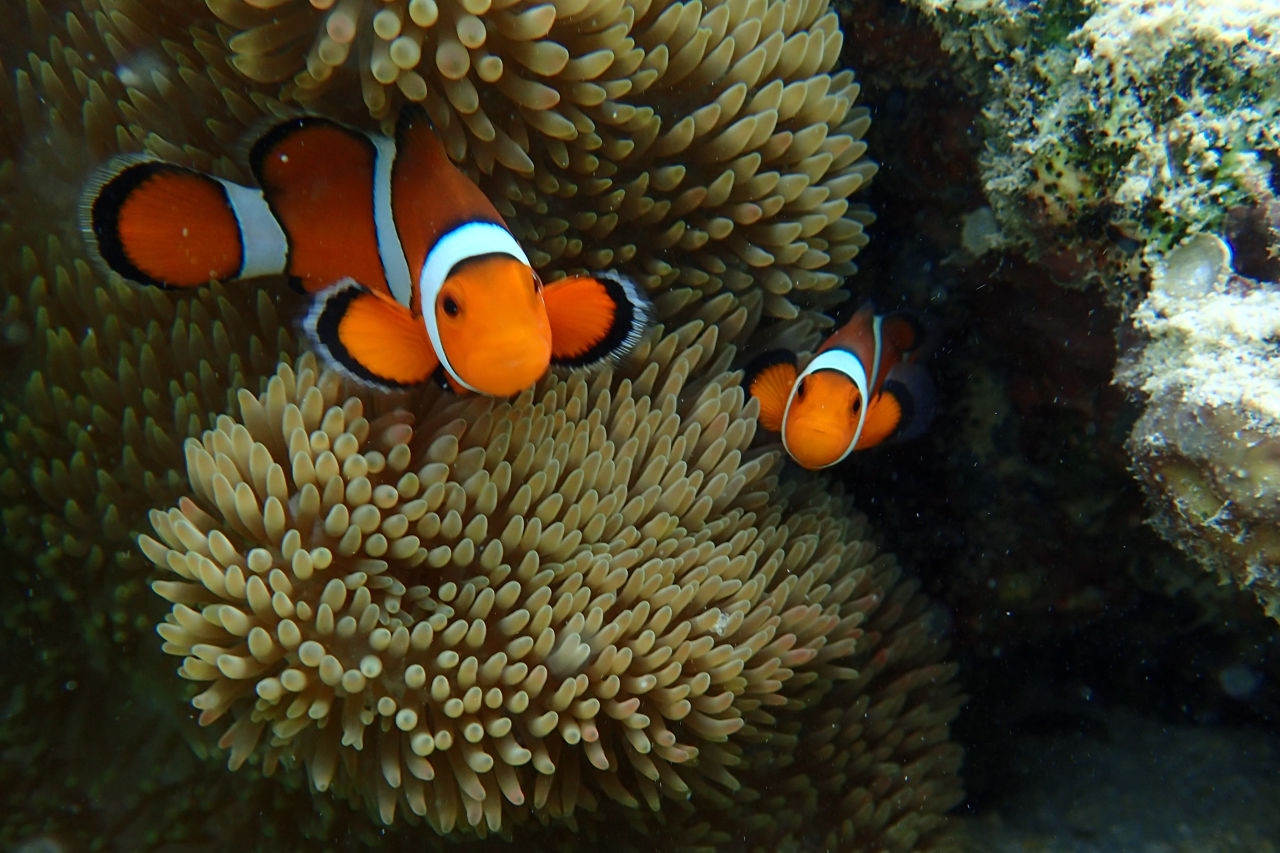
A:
[[742, 350, 799, 433], [249, 116, 395, 297], [306, 278, 439, 390], [83, 159, 288, 289], [880, 311, 926, 358], [543, 272, 650, 368], [391, 105, 509, 308]]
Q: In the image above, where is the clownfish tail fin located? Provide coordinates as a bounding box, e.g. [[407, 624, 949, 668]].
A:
[[306, 278, 440, 391], [743, 349, 799, 434], [83, 159, 287, 290], [544, 271, 650, 369], [881, 361, 935, 443]]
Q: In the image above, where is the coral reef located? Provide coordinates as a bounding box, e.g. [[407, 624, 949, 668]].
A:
[[907, 0, 1280, 297], [210, 0, 878, 320], [1116, 233, 1280, 622], [1, 0, 965, 849], [0, 0, 873, 667]]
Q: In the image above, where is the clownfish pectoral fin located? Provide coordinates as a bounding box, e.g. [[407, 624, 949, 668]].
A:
[[543, 272, 649, 368], [306, 279, 439, 390], [743, 350, 799, 433], [855, 389, 904, 451], [83, 160, 287, 289], [881, 361, 935, 444]]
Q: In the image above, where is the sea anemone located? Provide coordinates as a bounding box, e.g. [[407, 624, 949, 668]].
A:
[[209, 0, 877, 320], [0, 236, 299, 659], [4, 2, 961, 848], [140, 311, 962, 843]]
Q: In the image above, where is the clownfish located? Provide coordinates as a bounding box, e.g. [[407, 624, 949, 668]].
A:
[[744, 302, 933, 470], [82, 106, 647, 396]]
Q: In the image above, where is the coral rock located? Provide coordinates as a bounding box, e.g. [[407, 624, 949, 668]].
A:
[[1117, 233, 1280, 621], [910, 0, 1280, 294]]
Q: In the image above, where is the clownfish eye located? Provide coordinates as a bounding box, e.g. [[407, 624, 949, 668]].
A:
[[442, 295, 460, 317], [796, 379, 807, 399], [851, 396, 862, 414]]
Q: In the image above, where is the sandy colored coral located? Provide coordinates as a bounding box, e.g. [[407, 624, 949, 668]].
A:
[[140, 311, 962, 843], [1116, 233, 1280, 621], [910, 0, 1280, 294], [210, 0, 876, 319]]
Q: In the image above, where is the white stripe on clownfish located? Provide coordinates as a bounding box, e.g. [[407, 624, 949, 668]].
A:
[[371, 134, 414, 307], [783, 346, 871, 467], [213, 177, 289, 280], [418, 220, 534, 393]]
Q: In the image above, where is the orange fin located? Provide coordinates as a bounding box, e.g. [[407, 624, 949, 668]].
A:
[[743, 350, 798, 433], [251, 117, 388, 295], [543, 272, 649, 367], [856, 391, 903, 450], [307, 279, 439, 389], [85, 161, 245, 289]]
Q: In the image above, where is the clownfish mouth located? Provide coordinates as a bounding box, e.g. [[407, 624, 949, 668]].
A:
[[783, 423, 852, 470], [462, 344, 552, 397]]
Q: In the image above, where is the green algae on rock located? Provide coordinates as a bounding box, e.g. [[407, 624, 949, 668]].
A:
[[909, 0, 1280, 293], [1117, 233, 1280, 622]]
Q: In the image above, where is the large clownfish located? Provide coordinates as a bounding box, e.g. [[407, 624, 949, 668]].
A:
[[744, 302, 933, 470], [83, 106, 647, 396]]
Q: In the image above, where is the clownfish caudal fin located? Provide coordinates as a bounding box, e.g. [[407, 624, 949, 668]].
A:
[[743, 350, 799, 433], [306, 278, 439, 390], [542, 272, 649, 368], [881, 362, 935, 443], [83, 160, 287, 289]]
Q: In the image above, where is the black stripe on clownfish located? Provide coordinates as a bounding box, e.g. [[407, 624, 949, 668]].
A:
[[743, 301, 933, 470], [81, 105, 649, 397]]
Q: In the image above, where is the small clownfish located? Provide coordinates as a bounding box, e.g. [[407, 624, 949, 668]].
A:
[[82, 106, 648, 396], [744, 302, 933, 470]]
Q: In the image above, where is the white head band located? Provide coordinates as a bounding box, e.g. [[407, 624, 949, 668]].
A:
[[418, 221, 531, 392], [782, 348, 870, 467]]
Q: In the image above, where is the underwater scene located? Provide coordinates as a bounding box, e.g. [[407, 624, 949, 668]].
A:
[[2, 0, 1279, 850]]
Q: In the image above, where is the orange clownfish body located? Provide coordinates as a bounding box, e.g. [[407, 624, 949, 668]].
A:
[[744, 303, 933, 470], [83, 107, 647, 396]]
